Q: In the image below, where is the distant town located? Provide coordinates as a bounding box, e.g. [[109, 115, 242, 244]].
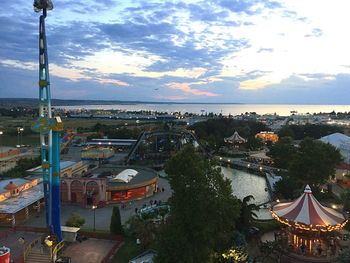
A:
[[1, 103, 350, 262]]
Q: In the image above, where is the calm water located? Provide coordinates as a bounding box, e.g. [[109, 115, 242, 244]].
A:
[[221, 166, 272, 220], [56, 103, 350, 116], [221, 166, 270, 205]]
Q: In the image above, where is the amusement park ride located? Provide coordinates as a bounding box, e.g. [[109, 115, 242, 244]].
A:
[[31, 0, 62, 240]]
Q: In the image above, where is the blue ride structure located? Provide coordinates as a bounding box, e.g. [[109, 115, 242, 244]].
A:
[[31, 0, 62, 240]]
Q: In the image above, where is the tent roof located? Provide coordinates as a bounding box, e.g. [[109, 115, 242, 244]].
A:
[[111, 169, 138, 183], [224, 131, 246, 143], [272, 185, 347, 231], [320, 133, 350, 149]]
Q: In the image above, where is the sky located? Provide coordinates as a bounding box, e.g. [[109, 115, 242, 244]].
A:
[[1, 0, 350, 104]]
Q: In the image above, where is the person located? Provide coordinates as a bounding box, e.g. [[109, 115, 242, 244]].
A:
[[300, 243, 306, 255], [135, 207, 138, 214], [317, 243, 322, 256]]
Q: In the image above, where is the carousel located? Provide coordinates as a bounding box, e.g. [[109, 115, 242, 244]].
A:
[[224, 131, 247, 145], [271, 185, 348, 257]]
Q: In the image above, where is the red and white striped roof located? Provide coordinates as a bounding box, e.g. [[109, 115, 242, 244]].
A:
[[272, 185, 346, 227]]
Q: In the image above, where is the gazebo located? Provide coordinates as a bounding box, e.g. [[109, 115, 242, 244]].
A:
[[224, 131, 247, 144], [271, 185, 348, 256]]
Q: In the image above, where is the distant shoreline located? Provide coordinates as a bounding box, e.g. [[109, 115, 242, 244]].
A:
[[1, 98, 350, 107]]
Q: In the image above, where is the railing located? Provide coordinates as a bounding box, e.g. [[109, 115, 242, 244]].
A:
[[23, 237, 40, 261], [52, 240, 65, 262]]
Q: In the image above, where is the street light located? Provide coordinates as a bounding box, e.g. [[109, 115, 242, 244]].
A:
[[92, 205, 97, 232], [17, 127, 24, 147], [0, 131, 3, 146]]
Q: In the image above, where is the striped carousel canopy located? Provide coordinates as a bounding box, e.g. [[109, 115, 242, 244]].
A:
[[271, 185, 347, 232]]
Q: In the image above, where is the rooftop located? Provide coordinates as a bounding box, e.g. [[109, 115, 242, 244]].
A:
[[0, 178, 30, 194], [0, 183, 44, 214], [27, 160, 77, 173]]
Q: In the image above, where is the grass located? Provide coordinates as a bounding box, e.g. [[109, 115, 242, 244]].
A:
[[112, 237, 143, 263]]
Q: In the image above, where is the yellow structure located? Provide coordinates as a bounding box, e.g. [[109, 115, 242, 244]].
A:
[[255, 131, 279, 143]]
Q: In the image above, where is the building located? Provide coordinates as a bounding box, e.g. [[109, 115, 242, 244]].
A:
[[0, 178, 44, 226], [320, 133, 350, 163], [61, 177, 107, 206], [255, 131, 279, 143], [320, 133, 350, 186], [81, 146, 114, 161], [60, 166, 158, 207], [27, 160, 89, 178], [0, 147, 39, 174]]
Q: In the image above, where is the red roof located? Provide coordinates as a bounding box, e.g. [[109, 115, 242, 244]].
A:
[[272, 185, 347, 231], [5, 181, 18, 190]]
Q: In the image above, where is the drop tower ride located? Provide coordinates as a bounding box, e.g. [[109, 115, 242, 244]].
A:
[[32, 0, 62, 240]]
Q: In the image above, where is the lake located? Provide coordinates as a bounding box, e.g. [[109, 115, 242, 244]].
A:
[[221, 166, 272, 220], [56, 103, 350, 116]]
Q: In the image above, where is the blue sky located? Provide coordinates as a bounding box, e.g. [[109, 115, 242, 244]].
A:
[[1, 0, 350, 103]]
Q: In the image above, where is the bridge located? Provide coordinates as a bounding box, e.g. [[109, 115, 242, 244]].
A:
[[215, 156, 283, 174]]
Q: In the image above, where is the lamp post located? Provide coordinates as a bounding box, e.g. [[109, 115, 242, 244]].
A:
[[92, 205, 97, 232], [0, 131, 3, 146], [17, 127, 24, 147]]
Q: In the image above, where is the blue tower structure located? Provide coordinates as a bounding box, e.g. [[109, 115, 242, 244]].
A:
[[32, 0, 62, 240]]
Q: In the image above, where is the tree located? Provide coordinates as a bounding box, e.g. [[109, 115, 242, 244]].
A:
[[246, 136, 263, 151], [337, 249, 350, 263], [110, 206, 123, 235], [155, 145, 241, 263], [288, 138, 342, 188], [66, 213, 85, 227], [238, 195, 259, 230], [274, 175, 300, 199], [125, 215, 157, 249], [340, 189, 350, 212], [268, 137, 296, 169]]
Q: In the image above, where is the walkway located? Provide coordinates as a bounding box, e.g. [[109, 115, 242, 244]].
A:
[[22, 178, 171, 230], [61, 238, 118, 263], [0, 230, 42, 262]]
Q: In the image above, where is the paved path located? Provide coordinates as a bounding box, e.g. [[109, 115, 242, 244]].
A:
[[0, 230, 42, 261], [22, 178, 171, 230], [61, 238, 117, 263]]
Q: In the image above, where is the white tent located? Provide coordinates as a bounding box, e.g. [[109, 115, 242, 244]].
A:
[[320, 133, 350, 163], [111, 169, 138, 183], [224, 131, 247, 144]]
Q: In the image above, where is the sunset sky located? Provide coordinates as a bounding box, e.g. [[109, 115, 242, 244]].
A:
[[1, 0, 350, 103]]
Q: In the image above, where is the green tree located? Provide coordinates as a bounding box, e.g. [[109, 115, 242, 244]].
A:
[[337, 249, 350, 263], [125, 215, 157, 249], [110, 206, 123, 235], [155, 145, 241, 263], [238, 195, 259, 230], [66, 213, 85, 227], [288, 138, 342, 188], [268, 137, 296, 169], [340, 189, 350, 212], [246, 136, 263, 151], [274, 175, 300, 199]]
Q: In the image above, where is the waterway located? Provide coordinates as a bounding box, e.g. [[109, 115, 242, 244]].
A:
[[221, 166, 272, 220], [56, 103, 350, 116]]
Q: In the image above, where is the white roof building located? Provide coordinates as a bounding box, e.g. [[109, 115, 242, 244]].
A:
[[320, 133, 350, 163], [111, 169, 138, 183]]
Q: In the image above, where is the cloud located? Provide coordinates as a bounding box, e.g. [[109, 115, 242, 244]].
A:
[[257, 48, 274, 53], [165, 82, 219, 97], [304, 28, 323, 37]]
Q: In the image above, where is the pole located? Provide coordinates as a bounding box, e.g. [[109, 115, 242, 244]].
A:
[[93, 208, 96, 232]]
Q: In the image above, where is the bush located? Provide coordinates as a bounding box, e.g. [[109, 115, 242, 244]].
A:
[[110, 206, 123, 235], [66, 214, 85, 227]]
